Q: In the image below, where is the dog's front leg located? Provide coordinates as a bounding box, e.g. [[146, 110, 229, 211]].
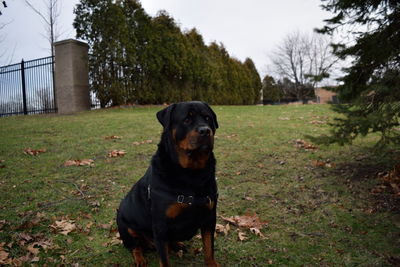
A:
[[153, 225, 170, 267], [201, 227, 219, 267]]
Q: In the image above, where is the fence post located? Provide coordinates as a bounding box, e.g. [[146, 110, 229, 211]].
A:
[[20, 59, 28, 115], [54, 39, 90, 114]]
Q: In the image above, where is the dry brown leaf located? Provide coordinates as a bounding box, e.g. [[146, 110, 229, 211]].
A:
[[64, 159, 94, 167], [31, 256, 40, 262], [27, 244, 40, 255], [79, 159, 95, 166], [105, 135, 122, 140], [86, 221, 94, 230], [374, 164, 400, 195], [245, 196, 255, 201], [294, 139, 318, 150], [311, 160, 335, 168], [109, 232, 122, 246], [133, 139, 153, 145], [50, 220, 76, 235], [17, 233, 34, 242], [24, 148, 46, 156], [108, 150, 126, 158], [309, 120, 326, 125], [250, 227, 265, 238], [32, 239, 54, 251], [221, 212, 268, 229], [215, 223, 230, 235], [0, 250, 10, 264], [238, 231, 248, 241], [99, 223, 111, 230]]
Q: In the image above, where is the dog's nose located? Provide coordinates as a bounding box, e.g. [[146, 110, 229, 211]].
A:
[[198, 126, 211, 137]]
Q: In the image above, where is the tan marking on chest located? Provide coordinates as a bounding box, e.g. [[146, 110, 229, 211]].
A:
[[166, 203, 189, 218]]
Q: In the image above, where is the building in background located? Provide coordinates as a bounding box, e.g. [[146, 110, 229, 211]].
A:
[[314, 87, 339, 104]]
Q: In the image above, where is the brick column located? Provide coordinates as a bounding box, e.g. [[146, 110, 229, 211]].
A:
[[54, 39, 90, 114]]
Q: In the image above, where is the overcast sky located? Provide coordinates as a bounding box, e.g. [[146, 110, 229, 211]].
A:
[[0, 0, 331, 77]]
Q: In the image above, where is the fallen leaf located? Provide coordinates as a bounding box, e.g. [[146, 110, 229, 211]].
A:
[[105, 135, 121, 140], [373, 164, 400, 195], [31, 256, 40, 262], [250, 227, 265, 238], [309, 120, 326, 124], [244, 196, 255, 201], [99, 223, 111, 230], [86, 222, 94, 230], [108, 150, 126, 158], [133, 139, 153, 145], [221, 212, 268, 229], [294, 139, 318, 150], [311, 160, 335, 168], [238, 231, 248, 241], [17, 233, 34, 242], [32, 239, 54, 251], [0, 250, 10, 264], [109, 232, 122, 246], [24, 148, 46, 156], [27, 244, 40, 255], [64, 159, 94, 167], [79, 159, 95, 166], [50, 220, 76, 235], [216, 224, 230, 235]]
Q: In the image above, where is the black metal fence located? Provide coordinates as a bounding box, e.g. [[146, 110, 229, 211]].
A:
[[0, 56, 57, 116]]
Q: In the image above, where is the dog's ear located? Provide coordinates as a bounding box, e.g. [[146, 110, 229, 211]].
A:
[[201, 101, 219, 129], [156, 104, 176, 129]]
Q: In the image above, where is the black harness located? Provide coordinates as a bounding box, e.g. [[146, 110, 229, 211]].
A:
[[147, 184, 218, 206]]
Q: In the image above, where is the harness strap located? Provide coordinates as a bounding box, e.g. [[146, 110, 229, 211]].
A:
[[147, 184, 217, 206]]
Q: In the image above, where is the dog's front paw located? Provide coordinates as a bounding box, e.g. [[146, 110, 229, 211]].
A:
[[205, 259, 220, 267], [132, 248, 147, 267]]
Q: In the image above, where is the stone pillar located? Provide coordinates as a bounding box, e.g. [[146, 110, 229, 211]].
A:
[[54, 39, 90, 114]]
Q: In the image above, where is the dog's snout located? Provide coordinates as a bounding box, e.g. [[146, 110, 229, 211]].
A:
[[197, 126, 211, 137]]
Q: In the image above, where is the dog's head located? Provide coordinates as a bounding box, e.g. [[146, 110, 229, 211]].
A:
[[157, 101, 218, 169]]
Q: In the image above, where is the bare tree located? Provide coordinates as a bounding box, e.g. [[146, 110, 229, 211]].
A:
[[24, 0, 61, 57], [0, 21, 16, 65], [270, 31, 338, 100]]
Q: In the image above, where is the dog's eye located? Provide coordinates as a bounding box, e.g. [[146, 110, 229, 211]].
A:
[[184, 117, 192, 124], [205, 116, 210, 121]]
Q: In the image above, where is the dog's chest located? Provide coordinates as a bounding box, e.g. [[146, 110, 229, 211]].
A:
[[165, 204, 212, 240]]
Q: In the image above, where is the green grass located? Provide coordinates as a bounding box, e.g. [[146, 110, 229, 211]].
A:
[[1, 104, 399, 266]]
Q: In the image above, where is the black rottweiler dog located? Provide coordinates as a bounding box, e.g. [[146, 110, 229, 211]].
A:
[[117, 101, 219, 267]]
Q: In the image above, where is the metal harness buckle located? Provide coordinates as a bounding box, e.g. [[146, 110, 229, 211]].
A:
[[177, 195, 184, 204], [187, 196, 193, 205], [177, 195, 193, 205]]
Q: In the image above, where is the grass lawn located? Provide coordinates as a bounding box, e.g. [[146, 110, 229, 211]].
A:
[[0, 104, 399, 266]]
